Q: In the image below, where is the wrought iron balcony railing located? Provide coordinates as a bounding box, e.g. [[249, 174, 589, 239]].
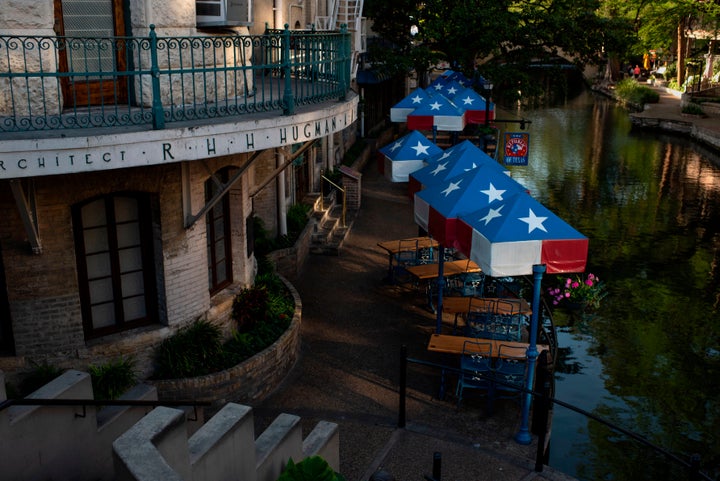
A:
[[0, 25, 351, 135]]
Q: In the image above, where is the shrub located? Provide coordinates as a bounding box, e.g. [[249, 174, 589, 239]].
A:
[[88, 357, 137, 400], [277, 456, 345, 481], [153, 320, 224, 379], [233, 285, 270, 333], [16, 361, 63, 397], [152, 273, 294, 379], [682, 103, 704, 116], [614, 78, 660, 106]]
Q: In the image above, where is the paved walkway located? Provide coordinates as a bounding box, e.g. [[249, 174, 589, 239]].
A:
[[252, 159, 577, 481], [252, 86, 718, 481]]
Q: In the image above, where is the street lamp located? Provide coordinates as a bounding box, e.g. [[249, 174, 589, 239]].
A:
[[483, 79, 493, 127], [482, 79, 495, 155]]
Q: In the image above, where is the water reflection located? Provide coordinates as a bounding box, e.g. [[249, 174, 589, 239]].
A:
[[500, 91, 720, 480]]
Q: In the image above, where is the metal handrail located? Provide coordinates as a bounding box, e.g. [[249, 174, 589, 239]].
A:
[[320, 173, 346, 227], [399, 346, 713, 481], [0, 24, 351, 134], [0, 397, 211, 421]]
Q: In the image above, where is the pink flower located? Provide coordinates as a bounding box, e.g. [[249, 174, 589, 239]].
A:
[[585, 279, 594, 287], [571, 281, 580, 289]]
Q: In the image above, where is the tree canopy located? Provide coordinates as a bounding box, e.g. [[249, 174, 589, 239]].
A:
[[363, 0, 719, 95], [364, 0, 629, 99]]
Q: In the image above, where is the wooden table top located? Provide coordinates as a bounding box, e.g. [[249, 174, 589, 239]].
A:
[[404, 259, 480, 280], [427, 334, 549, 358], [377, 236, 439, 255], [442, 296, 532, 316]]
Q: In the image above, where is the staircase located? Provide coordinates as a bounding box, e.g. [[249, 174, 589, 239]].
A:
[[307, 190, 352, 255], [314, 0, 366, 79]]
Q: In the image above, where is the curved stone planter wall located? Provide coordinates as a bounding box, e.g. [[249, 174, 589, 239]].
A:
[[150, 276, 302, 408]]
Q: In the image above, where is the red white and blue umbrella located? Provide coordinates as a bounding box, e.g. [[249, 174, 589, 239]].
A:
[[454, 192, 588, 444], [406, 94, 466, 132], [408, 140, 508, 197], [414, 164, 528, 245], [378, 130, 443, 182], [390, 87, 432, 123], [454, 192, 588, 277], [449, 87, 494, 125], [428, 79, 465, 98]]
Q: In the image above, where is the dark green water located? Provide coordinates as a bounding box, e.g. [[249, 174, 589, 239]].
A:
[[501, 91, 720, 480]]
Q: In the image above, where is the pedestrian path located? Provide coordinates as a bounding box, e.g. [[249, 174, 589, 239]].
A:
[[252, 158, 578, 481]]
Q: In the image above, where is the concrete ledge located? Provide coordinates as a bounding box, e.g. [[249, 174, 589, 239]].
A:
[[255, 413, 303, 481], [112, 406, 189, 481], [302, 420, 340, 472]]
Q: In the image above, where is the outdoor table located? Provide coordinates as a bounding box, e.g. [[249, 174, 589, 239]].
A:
[[427, 334, 548, 357], [404, 259, 481, 312], [427, 334, 550, 399], [442, 296, 532, 333], [376, 236, 439, 283], [442, 296, 532, 316], [403, 258, 480, 280]]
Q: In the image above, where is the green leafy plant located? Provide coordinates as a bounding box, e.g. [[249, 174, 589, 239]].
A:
[[547, 273, 608, 310], [153, 273, 294, 379], [277, 456, 345, 481], [153, 320, 224, 379], [16, 361, 63, 397], [88, 357, 137, 401], [681, 103, 704, 116], [614, 78, 660, 106]]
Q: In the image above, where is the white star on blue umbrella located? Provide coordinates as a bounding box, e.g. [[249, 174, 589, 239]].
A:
[[411, 141, 431, 156], [518, 208, 548, 233], [480, 183, 506, 203], [441, 179, 462, 197], [479, 205, 504, 225]]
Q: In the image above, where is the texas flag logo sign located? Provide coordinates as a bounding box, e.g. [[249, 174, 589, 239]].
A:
[[503, 132, 530, 166]]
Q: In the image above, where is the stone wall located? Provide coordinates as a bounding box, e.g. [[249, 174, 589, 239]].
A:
[[150, 276, 302, 408], [267, 220, 313, 281]]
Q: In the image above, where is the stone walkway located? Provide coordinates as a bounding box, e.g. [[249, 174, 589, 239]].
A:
[[252, 157, 576, 481]]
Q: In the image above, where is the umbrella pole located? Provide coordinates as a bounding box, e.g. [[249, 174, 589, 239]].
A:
[[515, 263, 546, 445], [435, 244, 445, 333]]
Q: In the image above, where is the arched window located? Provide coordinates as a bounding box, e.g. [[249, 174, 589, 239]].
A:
[[206, 170, 233, 294], [72, 192, 160, 339]]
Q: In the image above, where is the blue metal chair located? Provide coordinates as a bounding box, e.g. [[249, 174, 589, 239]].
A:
[[486, 314, 525, 342], [455, 340, 493, 408], [392, 239, 419, 283], [493, 344, 528, 404], [464, 310, 494, 338], [451, 271, 485, 297]]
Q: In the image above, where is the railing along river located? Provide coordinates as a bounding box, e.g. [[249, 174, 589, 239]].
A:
[[0, 25, 351, 133]]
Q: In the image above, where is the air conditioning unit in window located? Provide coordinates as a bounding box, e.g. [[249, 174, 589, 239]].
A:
[[196, 0, 252, 27]]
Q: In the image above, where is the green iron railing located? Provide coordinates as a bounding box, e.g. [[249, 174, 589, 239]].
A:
[[0, 24, 351, 134]]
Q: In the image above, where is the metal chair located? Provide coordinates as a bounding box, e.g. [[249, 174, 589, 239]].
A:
[[392, 239, 419, 283], [455, 340, 493, 408], [493, 344, 528, 403]]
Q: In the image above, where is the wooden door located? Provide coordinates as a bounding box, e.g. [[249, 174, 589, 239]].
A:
[[54, 0, 128, 107]]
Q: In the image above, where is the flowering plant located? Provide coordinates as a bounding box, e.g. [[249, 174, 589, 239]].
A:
[[547, 273, 607, 310]]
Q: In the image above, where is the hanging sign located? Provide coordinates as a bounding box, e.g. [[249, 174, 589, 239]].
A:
[[503, 132, 530, 166]]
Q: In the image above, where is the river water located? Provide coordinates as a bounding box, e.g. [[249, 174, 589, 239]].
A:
[[498, 90, 720, 480]]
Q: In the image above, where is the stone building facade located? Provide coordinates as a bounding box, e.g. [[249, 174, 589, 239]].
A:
[[0, 0, 362, 383]]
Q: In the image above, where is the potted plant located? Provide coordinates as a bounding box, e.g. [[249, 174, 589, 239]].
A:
[[547, 273, 607, 311]]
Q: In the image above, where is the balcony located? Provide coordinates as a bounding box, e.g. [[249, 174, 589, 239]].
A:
[[0, 25, 352, 138]]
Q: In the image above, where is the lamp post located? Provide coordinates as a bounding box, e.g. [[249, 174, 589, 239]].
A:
[[482, 79, 496, 155], [483, 79, 493, 127]]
